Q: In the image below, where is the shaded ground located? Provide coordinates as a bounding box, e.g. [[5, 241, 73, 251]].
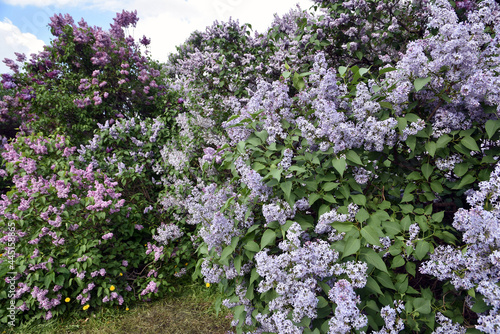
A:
[[5, 284, 233, 334]]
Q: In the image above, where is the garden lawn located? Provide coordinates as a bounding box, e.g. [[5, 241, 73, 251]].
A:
[[3, 283, 232, 334]]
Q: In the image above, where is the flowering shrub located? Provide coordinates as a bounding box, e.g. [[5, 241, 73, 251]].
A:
[[162, 0, 500, 333], [0, 130, 193, 325], [0, 10, 174, 146]]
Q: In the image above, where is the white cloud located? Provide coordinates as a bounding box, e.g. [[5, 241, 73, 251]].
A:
[[131, 0, 315, 63], [2, 0, 80, 6], [0, 0, 315, 70], [0, 18, 45, 74]]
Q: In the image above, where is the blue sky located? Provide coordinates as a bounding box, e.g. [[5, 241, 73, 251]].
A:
[[0, 0, 314, 74]]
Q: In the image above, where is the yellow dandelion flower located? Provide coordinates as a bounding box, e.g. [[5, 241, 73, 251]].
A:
[[206, 283, 210, 288], [83, 304, 89, 310], [110, 285, 115, 291], [126, 307, 129, 311], [119, 273, 123, 276], [65, 297, 70, 302], [185, 263, 188, 266]]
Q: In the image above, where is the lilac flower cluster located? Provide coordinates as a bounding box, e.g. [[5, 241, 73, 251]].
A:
[[248, 222, 367, 332], [384, 0, 500, 133], [315, 204, 358, 235], [262, 199, 295, 226], [278, 148, 294, 171], [327, 279, 368, 333], [140, 281, 158, 296], [234, 158, 272, 202], [184, 183, 254, 256], [103, 292, 124, 305], [431, 312, 466, 334], [152, 223, 184, 246], [373, 300, 405, 334], [421, 162, 500, 332]]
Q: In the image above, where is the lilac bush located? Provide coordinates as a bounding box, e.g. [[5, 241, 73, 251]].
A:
[[1, 10, 173, 146], [162, 0, 500, 332]]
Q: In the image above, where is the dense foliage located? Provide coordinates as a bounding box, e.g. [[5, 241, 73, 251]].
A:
[[1, 0, 500, 333]]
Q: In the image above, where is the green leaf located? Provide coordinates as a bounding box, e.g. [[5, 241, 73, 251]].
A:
[[338, 66, 348, 77], [401, 191, 414, 203], [359, 68, 369, 76], [365, 276, 383, 295], [234, 255, 242, 274], [376, 272, 396, 290], [453, 174, 476, 190], [244, 241, 260, 253], [332, 158, 347, 177], [342, 238, 360, 258], [361, 247, 388, 273], [268, 168, 281, 182], [261, 230, 276, 249], [44, 272, 55, 289], [252, 162, 266, 171], [346, 150, 362, 165], [485, 119, 500, 139], [406, 135, 416, 151], [425, 141, 437, 157], [471, 294, 492, 313], [413, 298, 431, 314], [414, 77, 432, 92], [453, 163, 469, 177], [331, 222, 354, 233], [220, 244, 234, 262], [382, 221, 402, 236], [430, 181, 443, 193], [351, 194, 366, 206], [421, 164, 434, 181], [406, 261, 416, 277], [361, 226, 382, 246], [282, 71, 291, 79], [281, 181, 292, 200], [436, 134, 452, 149], [415, 240, 430, 260], [391, 255, 405, 269], [309, 193, 321, 206], [379, 67, 396, 75], [432, 211, 444, 223], [322, 182, 339, 192], [249, 268, 259, 285], [461, 136, 480, 151], [355, 208, 370, 223], [293, 72, 306, 91]]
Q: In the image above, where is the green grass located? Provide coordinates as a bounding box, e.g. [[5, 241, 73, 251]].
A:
[[4, 282, 233, 334]]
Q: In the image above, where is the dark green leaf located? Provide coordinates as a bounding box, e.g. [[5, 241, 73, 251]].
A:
[[244, 241, 260, 253], [361, 247, 388, 273], [332, 158, 347, 177], [461, 136, 480, 151], [346, 150, 363, 165], [413, 298, 431, 314], [342, 238, 360, 258], [361, 226, 382, 246], [281, 181, 292, 200], [421, 164, 434, 181], [414, 77, 431, 92], [261, 230, 276, 249], [415, 240, 430, 260], [485, 119, 500, 139]]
